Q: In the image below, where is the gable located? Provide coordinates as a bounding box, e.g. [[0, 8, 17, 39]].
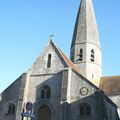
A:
[[70, 70, 98, 101], [31, 40, 68, 75], [1, 73, 26, 100]]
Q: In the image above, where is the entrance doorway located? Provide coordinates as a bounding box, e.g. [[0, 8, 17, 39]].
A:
[[37, 105, 51, 120]]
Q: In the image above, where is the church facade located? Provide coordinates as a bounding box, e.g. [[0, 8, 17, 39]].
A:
[[0, 0, 120, 120]]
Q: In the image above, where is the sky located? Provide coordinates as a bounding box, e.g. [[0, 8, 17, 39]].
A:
[[0, 0, 120, 93]]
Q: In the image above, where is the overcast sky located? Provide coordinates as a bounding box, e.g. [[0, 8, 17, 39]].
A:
[[0, 0, 120, 93]]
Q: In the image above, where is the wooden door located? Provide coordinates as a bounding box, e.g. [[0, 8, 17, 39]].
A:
[[37, 105, 51, 120]]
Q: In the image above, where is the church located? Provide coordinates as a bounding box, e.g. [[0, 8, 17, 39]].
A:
[[0, 0, 120, 120]]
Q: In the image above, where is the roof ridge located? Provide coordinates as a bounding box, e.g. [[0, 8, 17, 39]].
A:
[[57, 47, 81, 73], [101, 75, 120, 78], [50, 39, 81, 73]]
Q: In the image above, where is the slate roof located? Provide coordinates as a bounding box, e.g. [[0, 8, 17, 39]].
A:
[[100, 76, 120, 96]]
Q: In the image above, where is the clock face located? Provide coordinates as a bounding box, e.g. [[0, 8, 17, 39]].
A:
[[80, 87, 88, 96]]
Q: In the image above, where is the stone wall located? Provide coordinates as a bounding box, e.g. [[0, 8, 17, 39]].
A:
[[65, 70, 120, 120], [109, 95, 120, 108], [0, 73, 26, 120], [22, 40, 68, 120]]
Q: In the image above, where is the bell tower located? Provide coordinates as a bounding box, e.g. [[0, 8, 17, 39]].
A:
[[70, 0, 102, 86]]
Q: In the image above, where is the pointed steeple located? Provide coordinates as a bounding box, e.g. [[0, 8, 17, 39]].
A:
[[70, 0, 102, 86], [71, 0, 100, 48]]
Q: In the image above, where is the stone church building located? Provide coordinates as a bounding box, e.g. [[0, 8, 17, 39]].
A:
[[0, 0, 120, 120]]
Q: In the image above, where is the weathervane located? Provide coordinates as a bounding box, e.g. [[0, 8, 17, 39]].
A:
[[50, 34, 54, 40]]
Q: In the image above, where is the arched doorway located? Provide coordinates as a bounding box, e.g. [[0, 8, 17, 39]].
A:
[[37, 105, 51, 120]]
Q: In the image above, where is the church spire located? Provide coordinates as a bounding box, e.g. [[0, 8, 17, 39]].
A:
[[71, 0, 100, 48], [70, 0, 102, 86]]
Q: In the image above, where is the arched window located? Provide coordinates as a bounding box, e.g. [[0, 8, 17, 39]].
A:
[[47, 54, 52, 68], [8, 103, 15, 115], [70, 48, 74, 62], [79, 49, 83, 61], [78, 49, 83, 61], [90, 49, 94, 62], [80, 103, 91, 117], [41, 85, 51, 99]]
